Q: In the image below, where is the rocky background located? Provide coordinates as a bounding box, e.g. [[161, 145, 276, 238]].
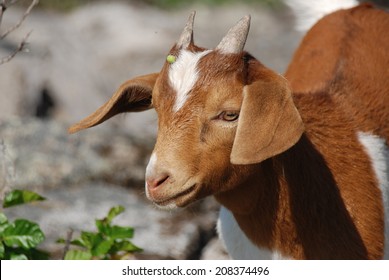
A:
[[0, 0, 303, 259]]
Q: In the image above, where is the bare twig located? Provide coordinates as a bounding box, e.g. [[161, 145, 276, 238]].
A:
[[0, 28, 31, 64], [0, 1, 7, 28], [1, 1, 22, 33], [0, 0, 38, 65], [62, 229, 74, 260], [0, 0, 39, 39]]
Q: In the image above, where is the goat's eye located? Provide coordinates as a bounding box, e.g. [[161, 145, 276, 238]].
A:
[[219, 111, 239, 122]]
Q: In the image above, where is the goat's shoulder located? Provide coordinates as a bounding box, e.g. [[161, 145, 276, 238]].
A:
[[290, 90, 381, 208], [277, 90, 386, 259], [292, 90, 350, 135]]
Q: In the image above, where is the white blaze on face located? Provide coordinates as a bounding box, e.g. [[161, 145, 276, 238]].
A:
[[145, 152, 158, 198], [168, 49, 212, 112]]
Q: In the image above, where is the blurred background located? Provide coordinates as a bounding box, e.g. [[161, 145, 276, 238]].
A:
[[0, 0, 313, 259]]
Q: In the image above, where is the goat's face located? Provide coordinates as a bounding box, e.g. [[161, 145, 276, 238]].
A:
[[147, 49, 249, 208], [69, 13, 304, 209]]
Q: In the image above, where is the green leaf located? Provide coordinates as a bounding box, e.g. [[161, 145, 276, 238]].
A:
[[0, 223, 10, 235], [56, 238, 66, 244], [3, 190, 46, 208], [2, 219, 45, 249], [95, 222, 134, 240], [80, 231, 101, 250], [70, 239, 88, 248], [91, 239, 113, 257], [109, 225, 134, 239], [10, 253, 28, 260], [112, 240, 142, 253], [0, 213, 8, 224], [0, 213, 10, 234], [0, 242, 4, 259], [95, 219, 109, 235], [95, 205, 126, 236], [64, 250, 92, 260], [57, 237, 88, 249], [106, 205, 125, 224], [1, 246, 49, 260]]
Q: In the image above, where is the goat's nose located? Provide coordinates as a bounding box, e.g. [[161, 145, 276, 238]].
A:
[[146, 173, 170, 189]]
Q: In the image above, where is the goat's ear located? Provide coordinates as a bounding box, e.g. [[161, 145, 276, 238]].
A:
[[68, 73, 159, 134], [230, 71, 304, 164]]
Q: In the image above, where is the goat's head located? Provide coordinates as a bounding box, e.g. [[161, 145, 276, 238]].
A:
[[69, 12, 304, 210]]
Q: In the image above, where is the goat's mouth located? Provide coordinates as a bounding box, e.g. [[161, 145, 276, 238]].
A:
[[151, 184, 198, 209]]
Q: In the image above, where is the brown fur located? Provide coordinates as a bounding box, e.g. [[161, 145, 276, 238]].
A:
[[216, 91, 384, 259], [231, 62, 304, 164], [285, 4, 389, 144], [69, 5, 389, 259], [68, 73, 158, 134]]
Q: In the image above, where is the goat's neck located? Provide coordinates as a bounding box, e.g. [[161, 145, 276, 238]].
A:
[[215, 134, 371, 259], [215, 141, 292, 254]]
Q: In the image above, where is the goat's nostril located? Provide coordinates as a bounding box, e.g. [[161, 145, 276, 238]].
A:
[[156, 175, 169, 187], [147, 174, 169, 189]]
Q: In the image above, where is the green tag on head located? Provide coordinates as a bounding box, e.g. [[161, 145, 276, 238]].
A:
[[166, 54, 176, 64]]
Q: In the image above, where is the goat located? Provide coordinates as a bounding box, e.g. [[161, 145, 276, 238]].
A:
[[69, 4, 389, 259]]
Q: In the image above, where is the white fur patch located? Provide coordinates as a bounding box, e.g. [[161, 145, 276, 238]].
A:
[[145, 152, 158, 199], [357, 132, 389, 259], [285, 0, 358, 32], [145, 153, 157, 180], [168, 49, 212, 112], [217, 206, 289, 260]]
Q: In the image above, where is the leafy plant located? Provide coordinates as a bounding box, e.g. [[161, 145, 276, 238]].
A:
[[0, 189, 48, 260], [2, 189, 46, 208], [1, 189, 141, 260], [58, 205, 142, 260]]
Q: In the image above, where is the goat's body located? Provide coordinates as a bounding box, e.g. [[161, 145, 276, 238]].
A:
[[217, 91, 389, 259], [217, 4, 389, 259], [285, 4, 389, 144]]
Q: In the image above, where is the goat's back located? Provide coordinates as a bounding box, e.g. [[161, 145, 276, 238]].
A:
[[285, 4, 389, 144]]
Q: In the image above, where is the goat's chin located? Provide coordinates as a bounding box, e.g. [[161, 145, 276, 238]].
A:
[[147, 184, 200, 210], [153, 202, 179, 211]]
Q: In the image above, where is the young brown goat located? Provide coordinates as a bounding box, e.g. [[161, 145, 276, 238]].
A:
[[69, 4, 389, 259]]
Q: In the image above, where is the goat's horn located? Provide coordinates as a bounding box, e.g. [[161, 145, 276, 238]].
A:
[[216, 15, 251, 54], [177, 11, 196, 49]]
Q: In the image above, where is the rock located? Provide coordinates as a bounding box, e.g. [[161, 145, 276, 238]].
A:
[[0, 140, 15, 198], [0, 117, 152, 189]]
